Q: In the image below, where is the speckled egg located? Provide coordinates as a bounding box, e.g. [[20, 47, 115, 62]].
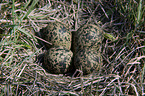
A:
[[74, 48, 102, 75], [44, 46, 73, 74], [41, 22, 72, 49], [77, 24, 103, 49]]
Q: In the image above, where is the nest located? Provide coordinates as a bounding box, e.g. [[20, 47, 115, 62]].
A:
[[0, 0, 144, 95]]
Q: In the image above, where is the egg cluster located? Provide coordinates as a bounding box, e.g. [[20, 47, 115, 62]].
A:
[[73, 24, 103, 75], [42, 22, 73, 74], [42, 22, 102, 75]]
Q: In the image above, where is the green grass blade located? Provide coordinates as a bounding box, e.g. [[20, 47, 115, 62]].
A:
[[12, 0, 16, 41], [21, 0, 39, 20], [103, 33, 116, 42], [17, 27, 32, 37], [137, 0, 142, 25], [23, 0, 32, 10]]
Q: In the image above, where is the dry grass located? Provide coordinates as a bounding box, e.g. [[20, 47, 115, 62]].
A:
[[0, 0, 145, 95]]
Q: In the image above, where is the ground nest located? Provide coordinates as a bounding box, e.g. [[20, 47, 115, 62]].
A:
[[0, 0, 144, 95]]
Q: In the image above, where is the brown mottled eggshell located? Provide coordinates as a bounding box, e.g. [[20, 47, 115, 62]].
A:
[[41, 22, 72, 49], [74, 48, 102, 75], [44, 46, 73, 74]]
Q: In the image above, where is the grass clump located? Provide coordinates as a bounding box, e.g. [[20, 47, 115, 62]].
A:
[[0, 0, 145, 95]]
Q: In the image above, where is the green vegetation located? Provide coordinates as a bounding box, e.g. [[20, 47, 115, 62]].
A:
[[0, 0, 144, 95]]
